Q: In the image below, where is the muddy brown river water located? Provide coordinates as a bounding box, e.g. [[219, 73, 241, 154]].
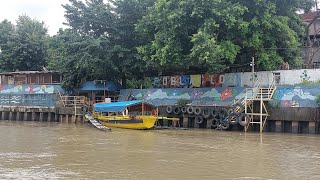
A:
[[0, 121, 320, 179]]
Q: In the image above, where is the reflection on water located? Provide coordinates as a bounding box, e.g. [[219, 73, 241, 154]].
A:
[[0, 121, 320, 179]]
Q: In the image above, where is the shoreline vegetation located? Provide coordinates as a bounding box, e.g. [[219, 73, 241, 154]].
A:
[[0, 0, 317, 89]]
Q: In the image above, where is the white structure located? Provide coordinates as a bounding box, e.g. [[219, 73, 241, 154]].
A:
[[223, 69, 320, 87]]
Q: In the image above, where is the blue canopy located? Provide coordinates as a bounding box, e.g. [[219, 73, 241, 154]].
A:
[[93, 100, 143, 112]]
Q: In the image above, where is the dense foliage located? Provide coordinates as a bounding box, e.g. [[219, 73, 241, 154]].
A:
[[47, 0, 156, 87], [136, 0, 312, 73], [0, 16, 48, 71], [0, 0, 317, 87]]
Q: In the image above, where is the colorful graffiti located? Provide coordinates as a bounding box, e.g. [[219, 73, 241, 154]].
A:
[[120, 87, 245, 106], [300, 70, 311, 81], [0, 84, 63, 94], [0, 84, 64, 107], [147, 73, 222, 88], [270, 86, 318, 108], [120, 86, 320, 108]]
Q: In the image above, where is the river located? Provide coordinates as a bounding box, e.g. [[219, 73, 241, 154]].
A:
[[0, 121, 320, 179]]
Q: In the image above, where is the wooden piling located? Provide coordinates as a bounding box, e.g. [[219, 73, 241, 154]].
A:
[[183, 117, 189, 128], [309, 121, 316, 134], [292, 121, 298, 133], [206, 118, 212, 129], [275, 121, 282, 133], [9, 112, 13, 120]]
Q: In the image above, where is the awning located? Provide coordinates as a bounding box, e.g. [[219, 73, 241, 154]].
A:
[[93, 100, 144, 112], [79, 81, 122, 91]]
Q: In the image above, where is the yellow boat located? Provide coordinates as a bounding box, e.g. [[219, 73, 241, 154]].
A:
[[93, 100, 167, 130]]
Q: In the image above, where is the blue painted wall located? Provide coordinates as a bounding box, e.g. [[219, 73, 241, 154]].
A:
[[119, 86, 320, 108], [0, 85, 64, 107]]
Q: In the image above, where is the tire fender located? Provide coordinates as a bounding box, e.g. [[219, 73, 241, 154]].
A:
[[202, 108, 211, 119], [173, 106, 181, 115], [210, 118, 219, 129], [195, 116, 204, 124], [238, 113, 250, 127], [194, 106, 201, 115], [166, 106, 173, 114], [187, 106, 194, 114]]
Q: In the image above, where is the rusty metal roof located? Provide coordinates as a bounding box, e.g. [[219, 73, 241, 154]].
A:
[[0, 71, 60, 75]]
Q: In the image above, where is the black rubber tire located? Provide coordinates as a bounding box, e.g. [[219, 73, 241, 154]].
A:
[[227, 108, 233, 116], [220, 117, 230, 130], [194, 106, 201, 115], [210, 118, 219, 129], [166, 106, 173, 114], [195, 116, 204, 124], [181, 106, 187, 114], [228, 113, 238, 125], [219, 108, 228, 119], [232, 103, 244, 115], [173, 106, 181, 115], [238, 113, 250, 127], [211, 108, 219, 118], [187, 106, 194, 115], [202, 108, 211, 119]]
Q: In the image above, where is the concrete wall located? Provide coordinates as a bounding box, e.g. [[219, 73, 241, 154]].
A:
[[146, 69, 320, 88], [120, 85, 320, 108]]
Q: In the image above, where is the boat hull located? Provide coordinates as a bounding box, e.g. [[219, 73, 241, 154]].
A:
[[99, 116, 157, 130]]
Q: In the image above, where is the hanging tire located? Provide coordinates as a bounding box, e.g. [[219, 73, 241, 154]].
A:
[[210, 118, 219, 129], [202, 108, 211, 119], [194, 106, 201, 115], [232, 103, 244, 115], [238, 113, 250, 127], [173, 106, 181, 115], [227, 108, 233, 116], [187, 106, 194, 115], [228, 113, 238, 125], [181, 106, 187, 114], [166, 106, 173, 114], [219, 108, 228, 119], [220, 117, 230, 130], [211, 108, 219, 118], [195, 116, 204, 124]]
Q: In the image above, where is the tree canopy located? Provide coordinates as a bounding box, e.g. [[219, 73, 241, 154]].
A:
[[0, 0, 317, 88], [136, 0, 311, 73], [47, 0, 156, 87], [0, 15, 48, 71]]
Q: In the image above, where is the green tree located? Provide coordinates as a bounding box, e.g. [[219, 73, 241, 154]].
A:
[[136, 0, 309, 73], [49, 0, 156, 87], [0, 15, 48, 72]]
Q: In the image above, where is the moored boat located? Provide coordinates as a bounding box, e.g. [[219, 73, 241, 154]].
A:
[[93, 100, 160, 129]]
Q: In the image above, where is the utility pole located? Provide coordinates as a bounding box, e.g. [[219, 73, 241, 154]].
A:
[[251, 57, 255, 87]]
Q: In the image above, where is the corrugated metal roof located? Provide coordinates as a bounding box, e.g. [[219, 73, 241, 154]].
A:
[[79, 81, 122, 91], [0, 71, 60, 75]]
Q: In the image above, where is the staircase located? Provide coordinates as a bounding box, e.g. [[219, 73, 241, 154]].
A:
[[57, 91, 89, 121], [243, 78, 277, 133]]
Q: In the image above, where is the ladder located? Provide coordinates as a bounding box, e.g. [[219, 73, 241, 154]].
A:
[[244, 78, 277, 133]]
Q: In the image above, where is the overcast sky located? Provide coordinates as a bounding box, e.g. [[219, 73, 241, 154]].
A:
[[1, 0, 320, 36], [0, 0, 68, 35]]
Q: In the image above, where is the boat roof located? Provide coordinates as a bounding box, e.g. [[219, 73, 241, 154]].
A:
[[93, 100, 152, 112]]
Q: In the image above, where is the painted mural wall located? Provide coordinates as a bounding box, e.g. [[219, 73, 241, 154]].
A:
[[120, 86, 320, 108], [146, 69, 320, 88], [0, 85, 64, 107]]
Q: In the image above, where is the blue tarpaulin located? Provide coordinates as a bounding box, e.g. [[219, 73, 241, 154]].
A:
[[93, 100, 143, 112]]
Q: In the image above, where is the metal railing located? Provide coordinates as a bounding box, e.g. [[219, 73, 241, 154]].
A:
[[59, 96, 88, 107]]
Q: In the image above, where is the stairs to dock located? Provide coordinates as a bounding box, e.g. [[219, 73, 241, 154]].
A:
[[232, 78, 276, 133], [243, 78, 277, 133]]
